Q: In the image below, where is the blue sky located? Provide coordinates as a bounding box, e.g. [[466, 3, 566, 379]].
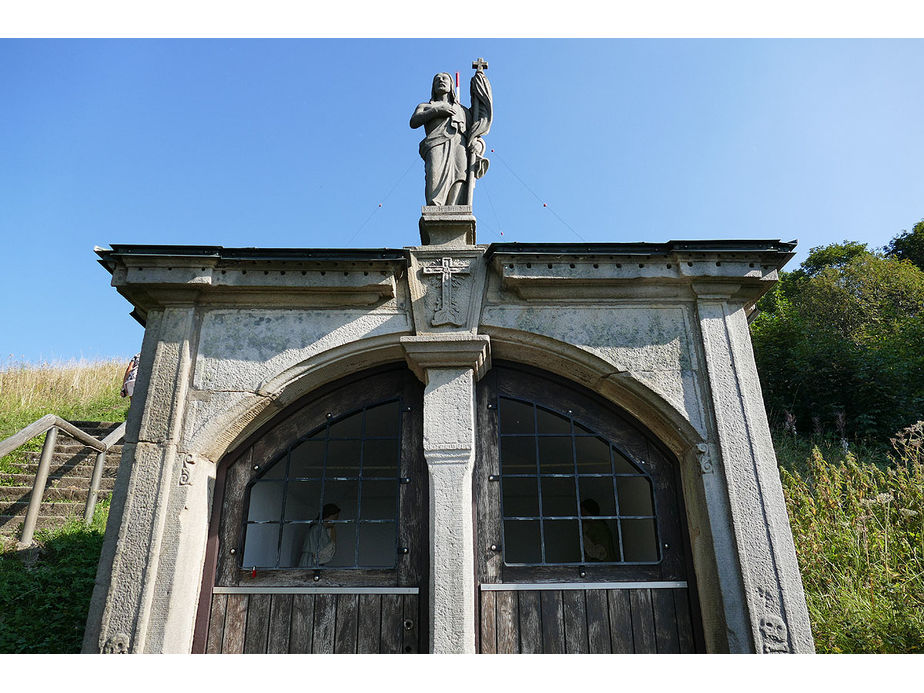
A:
[[2, 38, 923, 364]]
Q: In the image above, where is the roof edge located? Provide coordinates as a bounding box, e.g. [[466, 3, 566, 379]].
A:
[[484, 239, 798, 260]]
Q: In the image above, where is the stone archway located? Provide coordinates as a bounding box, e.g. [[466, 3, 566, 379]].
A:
[[192, 364, 428, 654]]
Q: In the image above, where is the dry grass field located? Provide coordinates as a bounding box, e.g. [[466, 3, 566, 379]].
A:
[[0, 358, 130, 472]]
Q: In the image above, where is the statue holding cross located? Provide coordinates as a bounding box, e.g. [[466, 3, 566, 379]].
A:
[[410, 58, 493, 208]]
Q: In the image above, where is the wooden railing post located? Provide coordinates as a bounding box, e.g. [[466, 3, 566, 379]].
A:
[[19, 427, 58, 547], [1, 415, 126, 545], [84, 449, 107, 524], [83, 421, 126, 524]]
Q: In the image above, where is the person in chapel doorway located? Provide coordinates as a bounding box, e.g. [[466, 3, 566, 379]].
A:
[[581, 498, 618, 562], [299, 503, 341, 567], [120, 353, 140, 400]]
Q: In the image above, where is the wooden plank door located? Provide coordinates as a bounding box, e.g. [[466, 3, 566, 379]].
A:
[[474, 363, 703, 653], [479, 585, 696, 654], [203, 588, 421, 654]]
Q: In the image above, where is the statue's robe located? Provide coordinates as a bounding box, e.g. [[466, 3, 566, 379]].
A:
[[419, 101, 469, 206]]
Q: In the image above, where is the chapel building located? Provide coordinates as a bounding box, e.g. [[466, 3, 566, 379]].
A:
[[84, 60, 813, 654], [85, 208, 814, 654]]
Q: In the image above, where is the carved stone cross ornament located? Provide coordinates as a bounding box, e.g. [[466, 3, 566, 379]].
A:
[[423, 257, 470, 326]]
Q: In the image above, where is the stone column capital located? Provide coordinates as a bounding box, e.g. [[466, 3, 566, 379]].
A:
[[400, 334, 491, 384], [691, 282, 742, 300]]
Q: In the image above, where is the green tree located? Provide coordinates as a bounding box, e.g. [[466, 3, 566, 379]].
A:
[[751, 245, 924, 439], [885, 219, 924, 271], [795, 240, 870, 278]]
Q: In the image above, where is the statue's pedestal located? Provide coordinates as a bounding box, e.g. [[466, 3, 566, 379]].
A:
[[419, 205, 476, 246]]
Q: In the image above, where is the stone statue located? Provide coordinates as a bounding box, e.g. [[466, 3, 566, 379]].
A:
[[410, 59, 493, 207]]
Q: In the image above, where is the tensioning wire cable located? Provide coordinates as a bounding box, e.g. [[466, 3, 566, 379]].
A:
[[482, 182, 505, 240], [492, 150, 587, 242], [346, 157, 419, 245]]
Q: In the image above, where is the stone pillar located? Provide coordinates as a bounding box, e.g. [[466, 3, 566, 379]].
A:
[[401, 335, 490, 654], [693, 284, 814, 653], [83, 304, 206, 654]]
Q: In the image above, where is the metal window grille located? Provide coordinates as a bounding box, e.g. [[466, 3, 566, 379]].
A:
[[497, 396, 661, 566], [240, 398, 404, 570]]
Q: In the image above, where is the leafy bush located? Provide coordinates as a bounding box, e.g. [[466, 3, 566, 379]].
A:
[[779, 425, 924, 653], [752, 247, 924, 439], [0, 502, 109, 653]]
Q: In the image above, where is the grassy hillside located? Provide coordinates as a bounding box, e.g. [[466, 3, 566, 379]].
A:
[[775, 427, 924, 653], [1, 360, 128, 652], [0, 503, 109, 653], [0, 359, 129, 473]]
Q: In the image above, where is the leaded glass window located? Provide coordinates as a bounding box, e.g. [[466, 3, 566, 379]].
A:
[[241, 398, 403, 569], [498, 396, 660, 566]]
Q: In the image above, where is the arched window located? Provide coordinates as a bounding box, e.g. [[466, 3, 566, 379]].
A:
[[476, 363, 692, 585], [241, 399, 405, 570], [198, 366, 428, 654], [497, 396, 660, 567], [475, 364, 701, 653]]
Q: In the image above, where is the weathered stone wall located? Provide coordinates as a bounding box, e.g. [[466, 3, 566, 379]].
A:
[[481, 304, 706, 437]]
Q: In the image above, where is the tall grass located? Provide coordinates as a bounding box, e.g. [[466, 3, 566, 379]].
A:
[[0, 358, 130, 473], [778, 424, 924, 653], [773, 430, 892, 475]]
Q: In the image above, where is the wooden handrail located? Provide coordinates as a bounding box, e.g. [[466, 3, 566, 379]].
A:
[[0, 414, 112, 458], [100, 421, 127, 449], [0, 415, 126, 546]]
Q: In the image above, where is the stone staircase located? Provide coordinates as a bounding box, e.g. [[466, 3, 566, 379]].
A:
[[0, 421, 123, 540]]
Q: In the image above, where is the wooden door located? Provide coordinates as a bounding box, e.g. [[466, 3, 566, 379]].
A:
[[193, 366, 428, 653], [474, 363, 703, 653]]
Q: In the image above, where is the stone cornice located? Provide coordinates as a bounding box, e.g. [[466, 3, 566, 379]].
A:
[[691, 282, 743, 300], [95, 245, 408, 326], [484, 239, 797, 260], [486, 243, 795, 304], [400, 334, 491, 383]]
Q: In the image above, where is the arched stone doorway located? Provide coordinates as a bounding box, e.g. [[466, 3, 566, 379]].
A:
[[474, 363, 703, 653], [192, 365, 428, 653], [192, 360, 702, 654]]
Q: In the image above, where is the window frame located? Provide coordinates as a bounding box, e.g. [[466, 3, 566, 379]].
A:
[[240, 397, 406, 571], [209, 366, 427, 589], [475, 363, 691, 585], [496, 394, 663, 568]]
